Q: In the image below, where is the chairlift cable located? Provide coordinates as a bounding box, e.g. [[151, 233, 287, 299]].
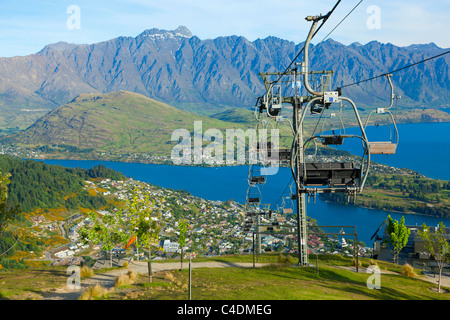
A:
[[273, 177, 293, 209], [282, 0, 341, 76], [0, 235, 20, 258], [257, 0, 342, 99], [339, 49, 450, 89], [310, 0, 364, 55]]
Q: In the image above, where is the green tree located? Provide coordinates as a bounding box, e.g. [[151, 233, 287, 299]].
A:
[[418, 222, 450, 293], [0, 171, 13, 233], [385, 215, 410, 265], [178, 219, 188, 270], [125, 185, 163, 283], [79, 210, 127, 268]]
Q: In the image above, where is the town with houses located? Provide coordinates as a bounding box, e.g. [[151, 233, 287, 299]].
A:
[[2, 142, 422, 268], [0, 142, 422, 177], [32, 176, 373, 267]]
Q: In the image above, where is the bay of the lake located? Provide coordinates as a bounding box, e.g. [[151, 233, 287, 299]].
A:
[[41, 121, 450, 246]]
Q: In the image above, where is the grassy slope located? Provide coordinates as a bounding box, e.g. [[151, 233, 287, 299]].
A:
[[4, 90, 449, 160], [1, 254, 448, 300], [325, 173, 450, 217], [4, 91, 250, 158], [101, 254, 449, 300]]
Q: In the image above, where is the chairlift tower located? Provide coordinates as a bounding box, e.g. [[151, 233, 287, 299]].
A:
[[292, 68, 309, 266], [256, 14, 372, 266], [258, 43, 334, 267]]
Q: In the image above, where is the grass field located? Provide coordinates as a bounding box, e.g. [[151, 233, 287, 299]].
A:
[[0, 265, 67, 300], [96, 254, 450, 300], [1, 254, 449, 300]]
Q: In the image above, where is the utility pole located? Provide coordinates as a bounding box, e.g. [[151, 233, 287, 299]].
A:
[[188, 253, 192, 300]]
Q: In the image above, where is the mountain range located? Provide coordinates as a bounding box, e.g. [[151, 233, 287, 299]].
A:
[[0, 26, 449, 132]]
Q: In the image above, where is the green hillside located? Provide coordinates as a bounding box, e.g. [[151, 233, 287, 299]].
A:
[[210, 107, 256, 125], [0, 155, 125, 214], [322, 172, 450, 218], [0, 154, 126, 270], [2, 91, 249, 161]]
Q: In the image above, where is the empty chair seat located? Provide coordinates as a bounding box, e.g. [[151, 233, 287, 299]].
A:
[[300, 162, 361, 187], [250, 176, 266, 184], [368, 142, 397, 155], [268, 104, 282, 116], [247, 197, 260, 203], [257, 141, 291, 161], [321, 135, 344, 145], [277, 148, 291, 161]]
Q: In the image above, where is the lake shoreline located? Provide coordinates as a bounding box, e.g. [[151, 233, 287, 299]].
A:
[[36, 157, 450, 246]]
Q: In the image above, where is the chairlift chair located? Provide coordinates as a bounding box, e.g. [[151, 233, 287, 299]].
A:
[[245, 185, 262, 206], [248, 163, 266, 185], [265, 84, 283, 117], [292, 96, 371, 196], [257, 140, 292, 164], [364, 74, 399, 155]]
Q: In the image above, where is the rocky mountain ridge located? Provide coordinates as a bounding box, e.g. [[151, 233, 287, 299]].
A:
[[0, 26, 448, 130]]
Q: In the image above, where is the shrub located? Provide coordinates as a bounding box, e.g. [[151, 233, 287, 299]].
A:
[[277, 254, 294, 264], [115, 274, 130, 287], [352, 258, 362, 267], [80, 266, 94, 278], [127, 270, 137, 282], [78, 284, 109, 300], [401, 263, 417, 278], [164, 271, 176, 282], [115, 271, 137, 287]]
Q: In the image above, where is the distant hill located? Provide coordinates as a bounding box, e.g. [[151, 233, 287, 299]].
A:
[[210, 108, 255, 125], [0, 154, 125, 214], [0, 26, 449, 131], [2, 91, 246, 160]]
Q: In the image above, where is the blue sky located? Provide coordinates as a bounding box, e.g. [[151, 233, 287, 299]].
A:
[[0, 0, 449, 57]]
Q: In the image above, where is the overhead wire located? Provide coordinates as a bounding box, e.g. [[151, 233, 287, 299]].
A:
[[258, 0, 343, 98], [257, 0, 363, 212], [252, 0, 370, 214], [263, 0, 363, 102], [339, 49, 450, 89], [310, 0, 364, 55]]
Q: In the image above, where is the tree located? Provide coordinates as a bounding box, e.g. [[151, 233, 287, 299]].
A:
[[418, 222, 450, 293], [79, 210, 127, 268], [0, 170, 22, 263], [385, 215, 410, 265], [178, 219, 188, 270], [125, 185, 163, 283], [0, 171, 14, 233]]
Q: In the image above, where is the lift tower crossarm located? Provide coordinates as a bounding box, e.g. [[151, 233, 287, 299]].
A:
[[258, 70, 333, 105]]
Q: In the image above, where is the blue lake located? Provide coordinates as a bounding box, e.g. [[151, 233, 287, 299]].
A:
[[37, 123, 450, 246], [329, 122, 450, 180], [40, 122, 450, 247]]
